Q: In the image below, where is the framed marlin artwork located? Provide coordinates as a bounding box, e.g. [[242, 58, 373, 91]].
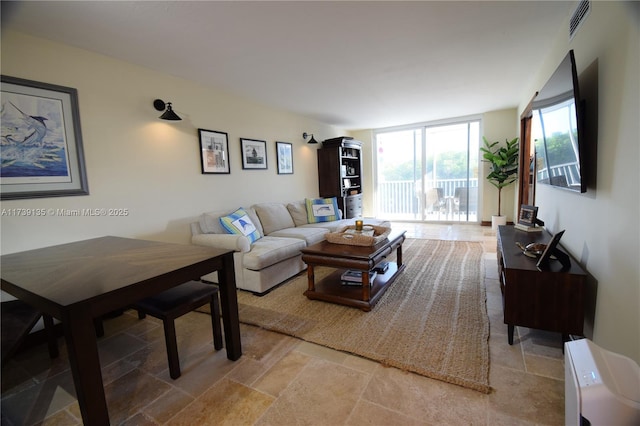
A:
[[1, 75, 89, 200]]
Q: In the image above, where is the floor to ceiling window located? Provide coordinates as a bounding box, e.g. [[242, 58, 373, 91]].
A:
[[374, 119, 480, 222]]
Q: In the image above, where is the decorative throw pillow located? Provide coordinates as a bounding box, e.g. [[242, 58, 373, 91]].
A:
[[305, 197, 340, 223], [219, 208, 261, 243]]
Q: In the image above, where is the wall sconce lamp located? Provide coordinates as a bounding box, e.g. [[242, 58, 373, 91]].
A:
[[153, 99, 182, 121], [303, 132, 318, 144]]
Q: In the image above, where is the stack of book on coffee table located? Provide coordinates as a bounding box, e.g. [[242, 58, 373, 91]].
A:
[[341, 269, 377, 286]]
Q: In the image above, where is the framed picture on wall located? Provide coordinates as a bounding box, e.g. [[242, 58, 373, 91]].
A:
[[240, 138, 267, 170], [0, 75, 89, 200], [276, 141, 293, 174], [198, 129, 230, 174]]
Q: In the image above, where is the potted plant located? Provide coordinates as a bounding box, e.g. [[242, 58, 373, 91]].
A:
[[480, 136, 519, 230]]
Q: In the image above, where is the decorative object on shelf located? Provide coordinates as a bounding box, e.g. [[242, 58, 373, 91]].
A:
[[198, 129, 230, 174], [153, 99, 181, 121], [240, 138, 267, 170], [514, 224, 544, 233], [515, 204, 544, 232], [276, 141, 293, 174], [374, 260, 389, 273], [480, 136, 519, 230], [515, 241, 547, 258], [0, 75, 89, 200], [341, 269, 377, 286], [302, 132, 318, 144], [325, 225, 391, 246], [517, 204, 538, 226], [524, 243, 547, 256]]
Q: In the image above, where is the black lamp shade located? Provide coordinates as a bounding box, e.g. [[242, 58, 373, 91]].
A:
[[303, 132, 318, 144], [159, 103, 181, 121], [153, 99, 182, 121]]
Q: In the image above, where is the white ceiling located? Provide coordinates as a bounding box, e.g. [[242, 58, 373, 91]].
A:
[[1, 1, 574, 130]]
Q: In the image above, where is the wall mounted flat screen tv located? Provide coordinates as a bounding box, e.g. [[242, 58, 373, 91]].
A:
[[532, 50, 586, 193]]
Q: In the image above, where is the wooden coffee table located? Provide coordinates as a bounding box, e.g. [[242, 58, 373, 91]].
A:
[[301, 230, 406, 311]]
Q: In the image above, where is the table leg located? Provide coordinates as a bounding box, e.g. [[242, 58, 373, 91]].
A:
[[307, 265, 316, 292], [396, 243, 404, 267], [362, 270, 371, 302], [43, 314, 59, 358], [63, 306, 110, 426], [217, 252, 242, 361], [508, 324, 515, 345]]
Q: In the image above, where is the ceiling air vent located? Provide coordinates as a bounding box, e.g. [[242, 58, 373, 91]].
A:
[[569, 0, 591, 40]]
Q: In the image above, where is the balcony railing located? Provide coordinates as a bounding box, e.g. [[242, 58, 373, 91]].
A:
[[376, 178, 478, 221], [536, 162, 580, 187]]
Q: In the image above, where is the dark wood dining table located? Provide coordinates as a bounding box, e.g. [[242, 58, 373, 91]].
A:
[[0, 236, 241, 425]]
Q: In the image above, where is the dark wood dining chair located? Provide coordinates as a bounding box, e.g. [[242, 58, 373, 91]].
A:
[[132, 280, 223, 379]]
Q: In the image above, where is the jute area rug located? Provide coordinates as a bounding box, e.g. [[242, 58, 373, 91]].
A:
[[235, 238, 490, 393]]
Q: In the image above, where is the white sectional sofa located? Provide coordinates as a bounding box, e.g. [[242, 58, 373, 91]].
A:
[[191, 199, 390, 295]]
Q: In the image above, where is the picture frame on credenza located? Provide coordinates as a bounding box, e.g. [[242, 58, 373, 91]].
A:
[[536, 230, 571, 270], [518, 205, 538, 227]]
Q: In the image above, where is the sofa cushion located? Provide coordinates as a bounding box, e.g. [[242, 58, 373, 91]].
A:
[[242, 236, 306, 270], [306, 197, 340, 223], [200, 207, 264, 236], [286, 200, 309, 227], [219, 208, 261, 243], [253, 202, 295, 235], [269, 226, 329, 245]]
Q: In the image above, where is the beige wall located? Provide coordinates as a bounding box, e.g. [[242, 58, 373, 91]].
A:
[[518, 2, 639, 362], [480, 109, 519, 223], [0, 31, 345, 254]]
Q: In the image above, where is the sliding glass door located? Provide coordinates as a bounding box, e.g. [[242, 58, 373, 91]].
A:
[[375, 129, 423, 219], [374, 120, 480, 222]]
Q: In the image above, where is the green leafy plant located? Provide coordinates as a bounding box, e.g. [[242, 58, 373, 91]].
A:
[[480, 136, 519, 217]]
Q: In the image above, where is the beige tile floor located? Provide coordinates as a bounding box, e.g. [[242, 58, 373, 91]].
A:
[[1, 223, 566, 425]]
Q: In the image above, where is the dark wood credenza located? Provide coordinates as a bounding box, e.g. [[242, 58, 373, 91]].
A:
[[497, 226, 587, 344]]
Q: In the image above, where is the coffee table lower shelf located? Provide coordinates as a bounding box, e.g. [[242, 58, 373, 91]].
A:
[[304, 262, 405, 311]]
